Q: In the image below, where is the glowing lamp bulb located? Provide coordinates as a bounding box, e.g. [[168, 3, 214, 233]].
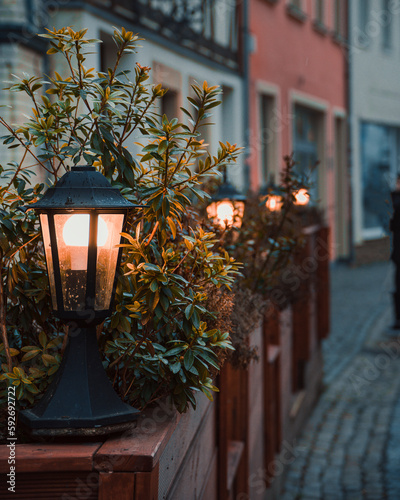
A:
[[63, 214, 108, 247], [294, 189, 310, 206], [63, 214, 109, 270], [217, 201, 234, 225], [266, 195, 281, 212]]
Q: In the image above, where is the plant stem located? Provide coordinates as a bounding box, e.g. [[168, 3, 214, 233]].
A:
[[0, 266, 12, 372]]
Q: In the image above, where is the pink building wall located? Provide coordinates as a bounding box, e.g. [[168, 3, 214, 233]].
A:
[[248, 0, 348, 258]]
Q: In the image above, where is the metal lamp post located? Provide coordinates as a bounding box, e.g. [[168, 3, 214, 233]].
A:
[[20, 166, 140, 436], [206, 168, 246, 229]]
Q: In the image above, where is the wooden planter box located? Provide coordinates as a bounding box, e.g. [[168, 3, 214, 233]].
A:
[[0, 225, 330, 500], [0, 395, 216, 500]]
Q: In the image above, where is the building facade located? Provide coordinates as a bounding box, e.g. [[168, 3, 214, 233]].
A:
[[248, 0, 349, 259], [0, 0, 246, 189], [349, 0, 400, 262]]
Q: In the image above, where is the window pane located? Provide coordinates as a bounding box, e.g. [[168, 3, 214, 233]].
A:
[[40, 214, 57, 310], [293, 106, 320, 201], [361, 123, 392, 233], [95, 214, 124, 311], [382, 0, 392, 50], [54, 213, 89, 312], [260, 95, 272, 184], [315, 0, 324, 23]]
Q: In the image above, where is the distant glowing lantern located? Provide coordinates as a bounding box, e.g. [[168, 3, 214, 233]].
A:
[[20, 166, 141, 436], [207, 169, 246, 229], [294, 188, 310, 206], [265, 195, 282, 212], [259, 177, 282, 212]]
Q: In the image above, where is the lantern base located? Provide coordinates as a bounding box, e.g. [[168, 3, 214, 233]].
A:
[[19, 326, 140, 434], [20, 419, 137, 439]]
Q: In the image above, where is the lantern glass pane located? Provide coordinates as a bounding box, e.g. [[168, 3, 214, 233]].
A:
[[54, 213, 89, 312], [39, 214, 57, 310], [95, 214, 124, 311]]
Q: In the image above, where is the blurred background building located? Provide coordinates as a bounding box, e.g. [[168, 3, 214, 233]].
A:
[[349, 0, 400, 264], [247, 0, 349, 260], [2, 0, 400, 264], [0, 0, 246, 189]]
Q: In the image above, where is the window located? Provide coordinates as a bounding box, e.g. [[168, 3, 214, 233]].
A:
[[161, 90, 178, 121], [153, 61, 182, 123], [333, 0, 347, 39], [259, 94, 275, 185], [293, 105, 323, 201], [360, 123, 400, 237], [287, 0, 307, 21], [359, 0, 370, 30], [382, 0, 393, 51], [315, 0, 324, 24], [356, 0, 370, 47]]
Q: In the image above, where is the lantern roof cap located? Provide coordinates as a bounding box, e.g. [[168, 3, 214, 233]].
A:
[[31, 166, 138, 211], [212, 181, 246, 202]]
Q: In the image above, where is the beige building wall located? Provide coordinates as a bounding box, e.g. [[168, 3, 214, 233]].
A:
[[350, 0, 400, 245]]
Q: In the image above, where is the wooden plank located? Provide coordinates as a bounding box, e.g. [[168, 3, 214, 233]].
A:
[[268, 345, 281, 364], [99, 472, 135, 500], [227, 441, 244, 491], [233, 366, 250, 498], [316, 226, 330, 340], [0, 443, 101, 474], [264, 306, 280, 346], [157, 395, 212, 498], [0, 471, 99, 499], [200, 449, 218, 500], [217, 367, 230, 500], [165, 404, 216, 500], [94, 405, 179, 473], [134, 462, 159, 500], [291, 233, 312, 391]]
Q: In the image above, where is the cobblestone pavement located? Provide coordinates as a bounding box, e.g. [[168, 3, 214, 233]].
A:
[[282, 261, 400, 500]]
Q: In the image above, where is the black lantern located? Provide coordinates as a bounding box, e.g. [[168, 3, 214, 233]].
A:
[[259, 176, 282, 212], [20, 166, 140, 435], [207, 168, 246, 229]]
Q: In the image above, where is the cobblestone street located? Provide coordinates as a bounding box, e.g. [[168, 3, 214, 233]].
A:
[[282, 261, 400, 500]]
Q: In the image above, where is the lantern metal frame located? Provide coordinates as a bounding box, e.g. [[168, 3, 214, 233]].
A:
[[19, 166, 141, 435], [211, 167, 247, 204]]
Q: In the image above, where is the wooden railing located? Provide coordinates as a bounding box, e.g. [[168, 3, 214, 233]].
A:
[[0, 225, 330, 500]]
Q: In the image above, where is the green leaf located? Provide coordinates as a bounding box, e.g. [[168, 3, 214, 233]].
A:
[[170, 361, 181, 374], [166, 346, 186, 356], [184, 350, 194, 371], [21, 350, 41, 362], [143, 263, 161, 272], [38, 331, 47, 349], [185, 304, 194, 320], [158, 140, 168, 155]]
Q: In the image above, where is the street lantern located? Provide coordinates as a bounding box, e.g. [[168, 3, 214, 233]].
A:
[[207, 169, 246, 229], [294, 188, 310, 206], [20, 166, 140, 435], [259, 177, 282, 212]]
